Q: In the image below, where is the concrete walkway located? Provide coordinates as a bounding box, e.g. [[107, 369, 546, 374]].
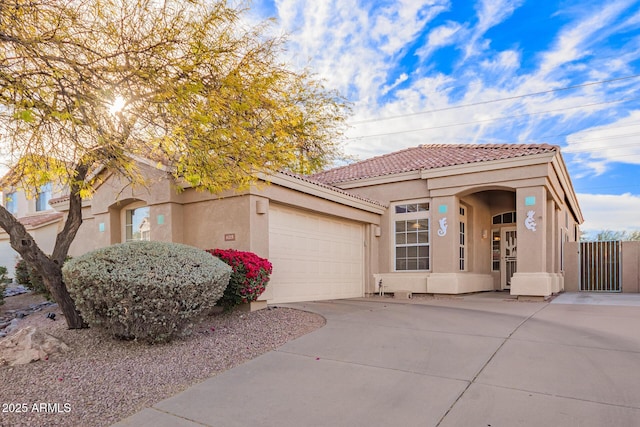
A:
[[113, 292, 640, 426]]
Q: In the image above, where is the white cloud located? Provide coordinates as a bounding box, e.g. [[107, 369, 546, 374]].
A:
[[416, 21, 464, 60], [538, 0, 632, 77], [372, 0, 449, 55], [578, 193, 640, 233], [463, 0, 525, 59], [256, 0, 640, 170], [479, 50, 520, 72], [564, 110, 640, 175], [272, 0, 448, 105], [381, 73, 409, 95]]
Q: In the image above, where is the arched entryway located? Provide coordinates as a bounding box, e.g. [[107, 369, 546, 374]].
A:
[[456, 187, 517, 290]]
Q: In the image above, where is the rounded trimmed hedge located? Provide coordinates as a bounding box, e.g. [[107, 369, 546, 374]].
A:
[[62, 241, 231, 343]]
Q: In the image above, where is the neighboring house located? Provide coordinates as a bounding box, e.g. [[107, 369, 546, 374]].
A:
[[0, 182, 66, 278], [0, 143, 583, 302]]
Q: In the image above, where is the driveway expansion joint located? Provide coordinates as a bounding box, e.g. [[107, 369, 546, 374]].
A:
[[435, 301, 551, 426], [471, 382, 640, 411], [274, 348, 473, 383]]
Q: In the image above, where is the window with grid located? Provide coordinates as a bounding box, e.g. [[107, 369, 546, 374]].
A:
[[459, 207, 466, 271], [394, 202, 430, 271], [491, 229, 500, 271]]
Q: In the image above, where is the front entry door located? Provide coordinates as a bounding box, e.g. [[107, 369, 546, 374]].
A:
[[501, 227, 517, 289]]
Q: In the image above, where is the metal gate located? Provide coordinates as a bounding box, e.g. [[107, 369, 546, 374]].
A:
[[579, 241, 622, 292]]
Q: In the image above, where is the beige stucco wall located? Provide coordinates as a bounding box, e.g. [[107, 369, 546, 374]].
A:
[[564, 241, 580, 292], [0, 220, 61, 277], [342, 179, 505, 294], [622, 241, 640, 293], [65, 168, 384, 298], [340, 152, 581, 297], [182, 195, 252, 251], [68, 206, 98, 257]]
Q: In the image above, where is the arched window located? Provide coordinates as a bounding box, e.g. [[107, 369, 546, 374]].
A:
[[124, 204, 150, 242], [492, 211, 516, 225]]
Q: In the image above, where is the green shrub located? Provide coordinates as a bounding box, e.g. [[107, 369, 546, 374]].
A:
[[14, 259, 30, 286], [62, 241, 231, 344], [0, 266, 7, 305], [15, 257, 72, 301], [206, 249, 272, 309]]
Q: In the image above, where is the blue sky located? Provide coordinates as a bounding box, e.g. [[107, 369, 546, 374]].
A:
[[248, 0, 640, 236]]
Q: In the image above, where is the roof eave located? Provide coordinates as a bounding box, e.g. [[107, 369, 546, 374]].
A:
[[419, 151, 557, 179], [258, 171, 388, 214]]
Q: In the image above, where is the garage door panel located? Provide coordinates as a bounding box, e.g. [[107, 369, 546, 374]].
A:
[[268, 205, 364, 304]]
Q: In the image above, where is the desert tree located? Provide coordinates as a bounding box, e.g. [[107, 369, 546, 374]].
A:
[[583, 230, 640, 241], [0, 0, 347, 328]]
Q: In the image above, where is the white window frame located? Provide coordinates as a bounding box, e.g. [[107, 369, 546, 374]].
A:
[[491, 229, 500, 271], [36, 183, 52, 212], [392, 200, 430, 271], [4, 191, 17, 215], [459, 206, 466, 271], [122, 202, 151, 242]]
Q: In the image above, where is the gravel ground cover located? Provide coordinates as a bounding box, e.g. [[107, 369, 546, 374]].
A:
[[0, 294, 325, 427]]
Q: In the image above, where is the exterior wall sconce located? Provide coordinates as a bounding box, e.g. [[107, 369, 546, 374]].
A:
[[374, 226, 381, 237], [482, 229, 488, 239], [256, 199, 268, 215]]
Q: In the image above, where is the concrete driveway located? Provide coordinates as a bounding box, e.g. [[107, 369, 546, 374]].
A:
[[114, 292, 640, 426]]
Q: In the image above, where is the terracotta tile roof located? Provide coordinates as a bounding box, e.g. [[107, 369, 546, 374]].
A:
[[49, 195, 70, 205], [312, 143, 559, 185], [276, 171, 387, 207], [18, 212, 64, 228]]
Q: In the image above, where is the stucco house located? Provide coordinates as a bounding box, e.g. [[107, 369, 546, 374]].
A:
[[0, 181, 65, 278], [1, 143, 582, 302]]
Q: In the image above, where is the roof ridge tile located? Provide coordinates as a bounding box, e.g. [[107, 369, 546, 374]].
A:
[[311, 143, 558, 185]]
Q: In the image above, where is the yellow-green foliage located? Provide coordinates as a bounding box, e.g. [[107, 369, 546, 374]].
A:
[[62, 241, 231, 343], [0, 0, 348, 196]]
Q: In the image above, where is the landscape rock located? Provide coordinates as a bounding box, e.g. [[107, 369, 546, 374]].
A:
[[0, 301, 57, 337], [0, 326, 69, 366], [3, 285, 29, 297], [4, 318, 20, 334]]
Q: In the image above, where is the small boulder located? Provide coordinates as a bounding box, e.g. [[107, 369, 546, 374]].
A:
[[0, 326, 69, 366], [4, 318, 20, 334]]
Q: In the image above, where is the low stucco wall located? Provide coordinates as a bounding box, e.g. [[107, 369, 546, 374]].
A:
[[622, 241, 640, 293], [564, 241, 580, 292], [372, 272, 494, 295]]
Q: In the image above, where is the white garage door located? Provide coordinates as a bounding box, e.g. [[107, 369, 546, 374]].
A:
[[268, 204, 364, 304]]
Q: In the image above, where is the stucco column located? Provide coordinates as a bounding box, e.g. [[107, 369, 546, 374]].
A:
[[428, 195, 461, 293], [511, 186, 554, 297], [430, 196, 458, 273], [151, 203, 184, 243], [83, 212, 111, 248]]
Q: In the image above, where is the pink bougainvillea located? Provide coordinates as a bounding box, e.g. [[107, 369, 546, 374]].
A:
[[206, 249, 272, 308]]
